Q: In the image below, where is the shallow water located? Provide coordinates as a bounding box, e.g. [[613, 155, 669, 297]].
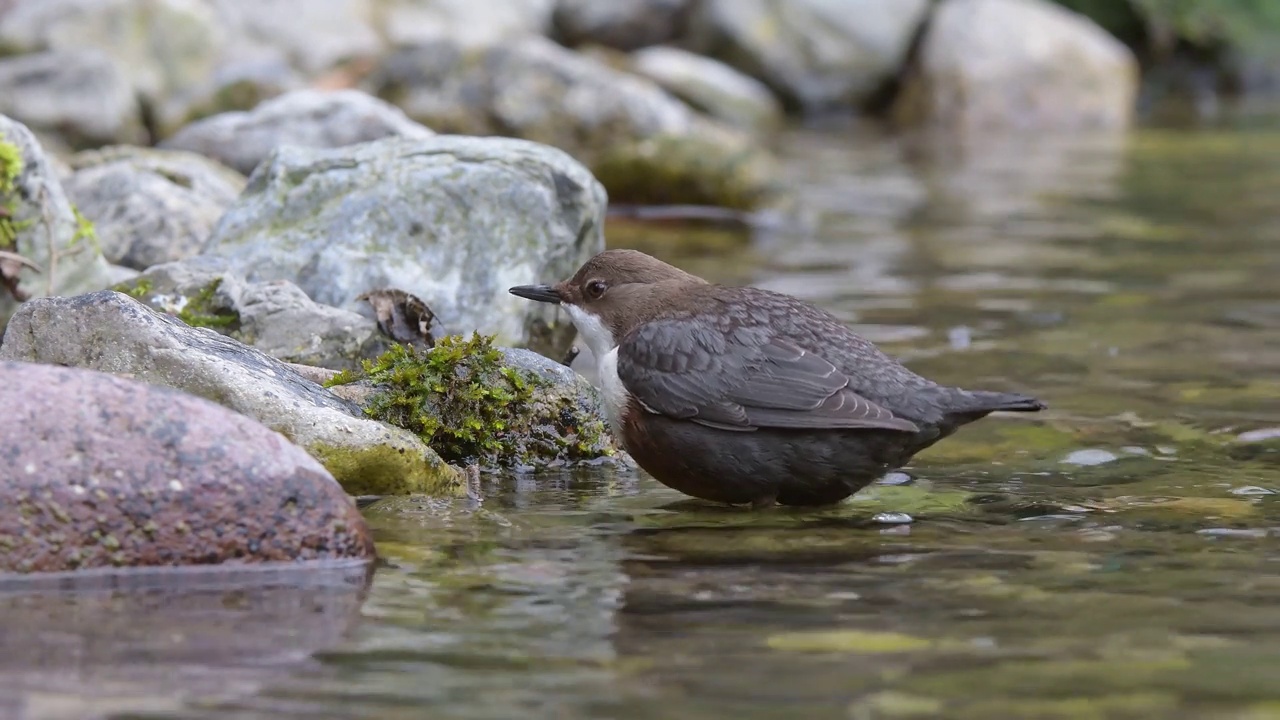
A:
[[7, 113, 1280, 719]]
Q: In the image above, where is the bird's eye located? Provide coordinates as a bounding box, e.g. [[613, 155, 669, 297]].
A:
[[585, 279, 608, 299]]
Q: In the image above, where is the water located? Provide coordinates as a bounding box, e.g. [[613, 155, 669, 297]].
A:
[[5, 114, 1280, 719]]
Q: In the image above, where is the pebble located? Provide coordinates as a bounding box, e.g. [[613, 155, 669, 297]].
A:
[[1196, 528, 1270, 539], [1229, 486, 1276, 496], [1062, 449, 1119, 466], [873, 512, 914, 525], [1236, 427, 1280, 443], [875, 472, 914, 486]]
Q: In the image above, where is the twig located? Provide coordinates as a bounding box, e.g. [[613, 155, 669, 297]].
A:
[[0, 250, 41, 273]]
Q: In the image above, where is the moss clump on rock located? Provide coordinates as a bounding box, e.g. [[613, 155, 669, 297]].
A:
[[113, 276, 240, 331], [1, 140, 29, 250], [327, 333, 617, 469]]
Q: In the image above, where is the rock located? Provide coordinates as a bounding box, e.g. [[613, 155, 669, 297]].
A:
[[202, 134, 605, 358], [162, 89, 435, 176], [0, 291, 466, 497], [0, 360, 375, 574], [551, 0, 690, 51], [0, 0, 226, 137], [63, 146, 247, 270], [333, 333, 624, 470], [684, 0, 931, 112], [367, 36, 778, 208], [630, 46, 783, 134], [376, 0, 554, 48], [204, 0, 382, 76], [891, 0, 1140, 132], [116, 255, 389, 371], [0, 50, 145, 151], [0, 115, 117, 326]]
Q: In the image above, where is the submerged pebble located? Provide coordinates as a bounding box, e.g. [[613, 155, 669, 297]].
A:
[[1196, 528, 1270, 539], [876, 472, 914, 486], [1229, 486, 1277, 496], [1062, 449, 1119, 466], [1236, 427, 1280, 443], [873, 512, 914, 525]]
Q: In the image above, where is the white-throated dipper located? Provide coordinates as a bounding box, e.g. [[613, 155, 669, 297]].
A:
[[510, 250, 1046, 507]]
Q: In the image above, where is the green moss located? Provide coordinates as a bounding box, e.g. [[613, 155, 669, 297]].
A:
[[332, 333, 615, 468], [0, 139, 29, 252], [176, 278, 238, 329], [113, 276, 154, 301], [307, 441, 466, 497]]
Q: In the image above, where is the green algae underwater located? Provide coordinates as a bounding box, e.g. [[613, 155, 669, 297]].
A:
[[6, 120, 1280, 720]]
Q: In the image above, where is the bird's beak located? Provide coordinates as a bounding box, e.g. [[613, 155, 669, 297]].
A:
[[508, 284, 562, 304]]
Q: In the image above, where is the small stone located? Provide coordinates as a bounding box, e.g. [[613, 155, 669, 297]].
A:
[[873, 512, 914, 525], [1236, 427, 1280, 443], [1196, 528, 1270, 539], [1230, 486, 1277, 496], [877, 472, 913, 486], [1062, 449, 1119, 466]]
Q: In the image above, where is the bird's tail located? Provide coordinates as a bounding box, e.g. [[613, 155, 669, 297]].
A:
[[955, 390, 1047, 414]]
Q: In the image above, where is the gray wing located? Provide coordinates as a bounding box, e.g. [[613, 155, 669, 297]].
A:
[[615, 317, 920, 433]]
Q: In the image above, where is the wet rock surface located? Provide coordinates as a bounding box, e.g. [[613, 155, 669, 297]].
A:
[[0, 360, 375, 573], [366, 36, 776, 209], [685, 0, 931, 112], [162, 89, 434, 176], [0, 114, 118, 325], [892, 0, 1140, 131], [202, 133, 605, 358], [0, 290, 465, 497], [64, 146, 246, 270]]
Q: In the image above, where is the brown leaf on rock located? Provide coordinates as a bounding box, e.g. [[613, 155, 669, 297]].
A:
[[357, 288, 436, 348], [0, 249, 41, 302]]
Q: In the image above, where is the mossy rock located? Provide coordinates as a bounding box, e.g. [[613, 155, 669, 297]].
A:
[[593, 128, 780, 211], [328, 333, 621, 470]]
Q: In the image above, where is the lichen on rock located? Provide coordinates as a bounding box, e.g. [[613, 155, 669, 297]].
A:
[[328, 333, 621, 470]]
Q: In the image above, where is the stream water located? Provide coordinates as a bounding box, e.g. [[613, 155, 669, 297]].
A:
[[4, 111, 1280, 720]]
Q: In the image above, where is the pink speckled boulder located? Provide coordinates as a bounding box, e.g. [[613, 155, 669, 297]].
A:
[[0, 360, 375, 574]]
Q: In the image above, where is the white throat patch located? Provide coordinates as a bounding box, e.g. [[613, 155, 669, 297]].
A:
[[562, 303, 616, 357], [562, 304, 629, 434]]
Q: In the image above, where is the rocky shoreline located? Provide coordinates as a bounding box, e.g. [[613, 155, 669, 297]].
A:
[[0, 0, 1141, 576]]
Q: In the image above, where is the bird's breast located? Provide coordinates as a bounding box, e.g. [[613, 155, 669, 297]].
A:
[[594, 346, 632, 438]]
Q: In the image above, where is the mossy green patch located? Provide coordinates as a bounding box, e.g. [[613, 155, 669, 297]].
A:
[[308, 441, 465, 497], [328, 333, 615, 468], [767, 629, 942, 654], [1, 139, 31, 251], [176, 278, 238, 329]]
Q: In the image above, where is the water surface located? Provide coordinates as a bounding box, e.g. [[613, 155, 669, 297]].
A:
[[7, 114, 1280, 720]]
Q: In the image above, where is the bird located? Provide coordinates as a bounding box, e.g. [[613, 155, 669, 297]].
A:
[[510, 249, 1045, 508]]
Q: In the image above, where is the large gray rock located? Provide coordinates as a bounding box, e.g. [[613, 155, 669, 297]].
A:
[[118, 255, 389, 371], [0, 115, 117, 325], [552, 0, 690, 51], [892, 0, 1139, 132], [202, 134, 606, 357], [0, 360, 375, 574], [63, 146, 247, 270], [367, 36, 777, 209], [0, 0, 226, 136], [0, 291, 466, 497], [685, 0, 931, 112], [630, 46, 783, 134], [161, 89, 434, 176], [375, 0, 554, 48], [0, 50, 145, 151]]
